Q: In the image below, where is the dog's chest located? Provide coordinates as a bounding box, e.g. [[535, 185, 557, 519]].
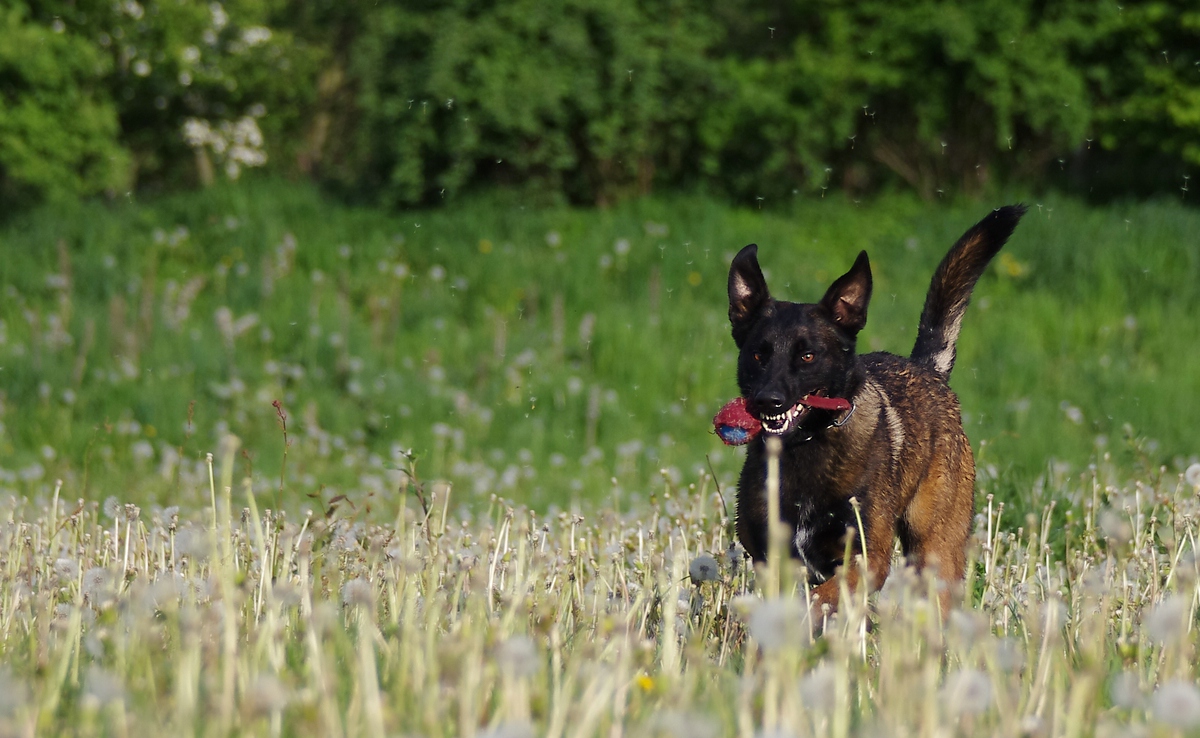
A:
[[784, 487, 857, 578]]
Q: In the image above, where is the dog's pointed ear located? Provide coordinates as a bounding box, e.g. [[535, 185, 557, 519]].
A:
[[728, 244, 770, 346], [820, 250, 872, 334]]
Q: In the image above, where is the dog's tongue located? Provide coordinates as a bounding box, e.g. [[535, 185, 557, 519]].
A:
[[714, 397, 761, 446]]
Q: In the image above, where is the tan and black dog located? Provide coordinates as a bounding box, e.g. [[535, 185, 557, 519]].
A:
[[724, 206, 1025, 616]]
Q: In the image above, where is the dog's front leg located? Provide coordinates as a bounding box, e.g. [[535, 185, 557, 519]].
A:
[[808, 515, 895, 620]]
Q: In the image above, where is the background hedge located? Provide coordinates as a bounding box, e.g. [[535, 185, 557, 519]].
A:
[[3, 0, 1197, 209]]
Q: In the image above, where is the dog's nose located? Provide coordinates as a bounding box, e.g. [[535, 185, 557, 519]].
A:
[[754, 390, 788, 413]]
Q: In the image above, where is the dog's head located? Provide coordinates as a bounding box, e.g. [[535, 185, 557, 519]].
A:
[[727, 245, 872, 437]]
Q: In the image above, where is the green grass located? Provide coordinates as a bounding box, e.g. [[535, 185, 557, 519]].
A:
[[0, 180, 1198, 512]]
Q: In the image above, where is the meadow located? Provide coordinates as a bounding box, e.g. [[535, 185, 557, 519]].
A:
[[1, 181, 1199, 735], [1, 180, 1198, 511], [0, 437, 1199, 735]]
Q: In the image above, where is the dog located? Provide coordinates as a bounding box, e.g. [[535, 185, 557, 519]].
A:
[[719, 205, 1026, 617]]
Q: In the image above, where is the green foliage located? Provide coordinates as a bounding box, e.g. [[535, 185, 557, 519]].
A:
[[0, 3, 130, 204], [1, 1, 1198, 208], [0, 0, 320, 206], [843, 0, 1091, 196], [335, 0, 718, 206], [1083, 1, 1200, 166], [304, 0, 1189, 205]]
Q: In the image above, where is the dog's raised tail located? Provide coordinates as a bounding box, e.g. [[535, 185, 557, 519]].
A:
[[911, 205, 1027, 379]]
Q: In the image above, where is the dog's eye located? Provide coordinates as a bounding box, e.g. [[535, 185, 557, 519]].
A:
[[753, 352, 763, 364], [800, 352, 815, 363]]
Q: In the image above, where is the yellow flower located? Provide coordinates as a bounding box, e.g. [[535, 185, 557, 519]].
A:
[[998, 252, 1027, 278]]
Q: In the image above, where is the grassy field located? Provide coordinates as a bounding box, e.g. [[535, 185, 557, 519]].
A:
[[1, 182, 1200, 735], [0, 180, 1198, 513], [0, 444, 1198, 735]]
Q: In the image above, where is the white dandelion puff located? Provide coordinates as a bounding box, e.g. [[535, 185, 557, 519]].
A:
[[81, 567, 114, 603], [1110, 671, 1143, 709], [942, 669, 992, 715], [747, 598, 804, 652], [1186, 463, 1200, 489], [495, 635, 540, 678], [688, 553, 719, 583], [1144, 595, 1189, 645], [799, 663, 836, 706], [1151, 680, 1200, 728], [53, 558, 79, 581], [341, 578, 374, 608], [83, 667, 125, 706], [243, 674, 288, 718]]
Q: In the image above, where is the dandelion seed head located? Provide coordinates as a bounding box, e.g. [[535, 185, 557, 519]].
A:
[[341, 578, 374, 608], [645, 711, 717, 738], [477, 723, 535, 738], [81, 567, 114, 604], [83, 666, 125, 706], [747, 598, 803, 652], [1186, 462, 1200, 489], [270, 583, 301, 608], [949, 609, 987, 641], [1151, 680, 1200, 728], [1099, 509, 1133, 544], [174, 527, 210, 559], [0, 668, 30, 715], [53, 558, 79, 580], [799, 663, 836, 705], [243, 674, 288, 718], [495, 635, 540, 678], [688, 553, 719, 583], [942, 668, 992, 715], [994, 637, 1025, 673], [149, 573, 189, 607], [102, 496, 122, 519], [1144, 595, 1188, 645], [1110, 670, 1142, 709]]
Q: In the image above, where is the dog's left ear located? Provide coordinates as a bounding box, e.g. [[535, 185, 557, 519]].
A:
[[820, 250, 872, 334]]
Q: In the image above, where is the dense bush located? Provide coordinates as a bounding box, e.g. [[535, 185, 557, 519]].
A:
[[1, 0, 319, 205], [0, 3, 130, 204], [1, 0, 1197, 208]]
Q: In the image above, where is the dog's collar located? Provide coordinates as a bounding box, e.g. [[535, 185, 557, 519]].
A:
[[791, 398, 856, 444]]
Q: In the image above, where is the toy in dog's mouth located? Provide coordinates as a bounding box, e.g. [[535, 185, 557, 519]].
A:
[[713, 393, 852, 445]]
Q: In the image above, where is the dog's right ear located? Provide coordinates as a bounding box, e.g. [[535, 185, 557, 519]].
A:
[[728, 244, 770, 347]]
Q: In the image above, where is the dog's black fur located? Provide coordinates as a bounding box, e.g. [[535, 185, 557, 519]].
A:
[[727, 206, 1026, 614]]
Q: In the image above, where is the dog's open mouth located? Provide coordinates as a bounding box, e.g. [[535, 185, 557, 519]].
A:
[[759, 402, 810, 436]]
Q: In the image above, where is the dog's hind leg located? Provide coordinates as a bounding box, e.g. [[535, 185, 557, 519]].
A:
[[900, 438, 975, 619]]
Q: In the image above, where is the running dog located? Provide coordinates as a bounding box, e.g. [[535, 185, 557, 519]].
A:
[[716, 206, 1026, 616]]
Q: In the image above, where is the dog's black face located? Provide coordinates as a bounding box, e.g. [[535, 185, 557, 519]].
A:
[[728, 245, 873, 438]]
